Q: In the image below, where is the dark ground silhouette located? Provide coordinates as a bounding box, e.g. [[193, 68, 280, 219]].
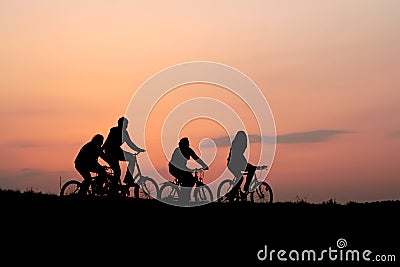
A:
[[1, 188, 399, 266]]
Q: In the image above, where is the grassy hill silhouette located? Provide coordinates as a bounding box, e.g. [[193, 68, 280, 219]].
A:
[[1, 188, 398, 266]]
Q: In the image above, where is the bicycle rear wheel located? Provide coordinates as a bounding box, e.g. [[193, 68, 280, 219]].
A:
[[159, 182, 180, 204], [217, 179, 235, 203], [60, 180, 81, 197], [193, 184, 213, 204], [137, 176, 159, 199], [250, 182, 273, 204]]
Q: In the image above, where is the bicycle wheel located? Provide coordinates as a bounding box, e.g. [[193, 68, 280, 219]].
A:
[[250, 182, 273, 204], [60, 180, 81, 196], [217, 179, 235, 203], [137, 176, 159, 200], [193, 184, 213, 203], [159, 182, 180, 204]]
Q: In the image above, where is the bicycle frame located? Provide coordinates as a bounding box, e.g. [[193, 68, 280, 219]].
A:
[[130, 153, 144, 183], [164, 169, 204, 188], [125, 152, 159, 199], [242, 165, 268, 191], [158, 169, 213, 205], [60, 152, 159, 199], [248, 172, 263, 192], [216, 165, 272, 203]]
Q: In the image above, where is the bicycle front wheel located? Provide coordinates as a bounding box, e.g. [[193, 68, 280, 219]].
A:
[[217, 179, 235, 203], [137, 176, 159, 200], [250, 182, 273, 204], [193, 184, 213, 204], [158, 182, 180, 204], [60, 180, 81, 197]]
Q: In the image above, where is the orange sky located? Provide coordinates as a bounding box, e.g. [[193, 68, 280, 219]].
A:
[[1, 0, 399, 203]]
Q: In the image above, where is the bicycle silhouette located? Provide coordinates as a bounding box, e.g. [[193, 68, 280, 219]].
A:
[[123, 152, 159, 199], [60, 152, 159, 199], [217, 165, 273, 203], [158, 168, 213, 205]]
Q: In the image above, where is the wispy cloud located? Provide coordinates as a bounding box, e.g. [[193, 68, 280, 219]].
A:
[[277, 130, 350, 144], [208, 136, 231, 147], [205, 130, 350, 147], [391, 131, 400, 137]]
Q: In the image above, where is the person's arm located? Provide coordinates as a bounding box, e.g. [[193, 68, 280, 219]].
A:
[[93, 145, 106, 174], [190, 148, 208, 170], [195, 158, 209, 170], [122, 129, 145, 152], [95, 160, 106, 174], [98, 145, 106, 159]]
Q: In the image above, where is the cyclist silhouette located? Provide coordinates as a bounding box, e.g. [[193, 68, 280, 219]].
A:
[[101, 117, 145, 189], [74, 134, 106, 196], [168, 137, 209, 203], [227, 130, 257, 200]]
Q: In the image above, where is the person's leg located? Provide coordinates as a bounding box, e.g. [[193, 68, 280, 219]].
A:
[[181, 171, 196, 187], [227, 175, 243, 201], [110, 160, 121, 187], [91, 165, 106, 193], [102, 151, 122, 183], [103, 158, 121, 196], [169, 164, 182, 183], [243, 163, 257, 192], [75, 166, 91, 196], [180, 171, 195, 204], [226, 167, 243, 201], [122, 151, 136, 184], [105, 158, 121, 183]]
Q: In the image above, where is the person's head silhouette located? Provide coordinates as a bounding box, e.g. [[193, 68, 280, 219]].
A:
[[232, 130, 247, 154], [118, 117, 129, 129], [91, 134, 104, 147], [179, 137, 190, 150]]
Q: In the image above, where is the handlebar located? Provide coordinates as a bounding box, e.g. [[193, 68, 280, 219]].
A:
[[190, 167, 208, 172], [242, 165, 267, 175], [256, 165, 268, 170], [132, 150, 146, 156]]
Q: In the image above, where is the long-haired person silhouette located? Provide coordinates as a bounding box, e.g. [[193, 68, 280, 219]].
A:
[[227, 130, 257, 199]]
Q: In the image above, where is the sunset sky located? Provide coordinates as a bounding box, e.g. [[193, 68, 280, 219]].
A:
[[1, 0, 399, 203]]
